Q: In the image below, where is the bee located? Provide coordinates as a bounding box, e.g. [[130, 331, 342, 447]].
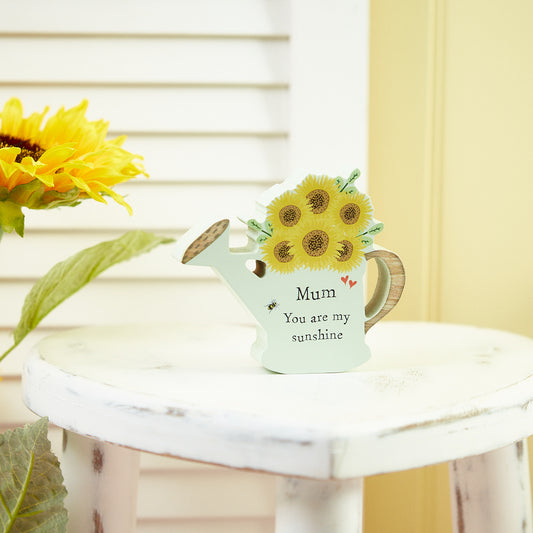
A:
[[266, 299, 279, 312]]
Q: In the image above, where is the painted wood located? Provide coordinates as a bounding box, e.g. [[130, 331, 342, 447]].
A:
[[364, 249, 406, 332], [0, 87, 288, 135], [449, 440, 533, 533], [61, 430, 140, 533], [22, 322, 533, 479], [0, 0, 289, 36], [2, 38, 289, 86], [289, 0, 369, 182], [276, 477, 363, 533]]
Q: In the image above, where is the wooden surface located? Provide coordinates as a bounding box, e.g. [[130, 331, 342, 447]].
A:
[[22, 321, 533, 479]]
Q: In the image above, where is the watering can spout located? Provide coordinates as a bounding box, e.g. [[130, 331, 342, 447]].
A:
[[176, 218, 265, 322]]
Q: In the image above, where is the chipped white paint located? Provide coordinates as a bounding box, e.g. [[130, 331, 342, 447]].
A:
[[22, 321, 533, 531], [61, 431, 140, 533], [276, 477, 363, 533], [449, 440, 532, 533]]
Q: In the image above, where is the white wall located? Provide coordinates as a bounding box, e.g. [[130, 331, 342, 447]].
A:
[[0, 1, 367, 531]]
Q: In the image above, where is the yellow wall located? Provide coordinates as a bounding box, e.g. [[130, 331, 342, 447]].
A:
[[366, 0, 533, 531]]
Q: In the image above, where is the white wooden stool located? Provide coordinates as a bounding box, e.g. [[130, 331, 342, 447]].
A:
[[22, 321, 533, 533]]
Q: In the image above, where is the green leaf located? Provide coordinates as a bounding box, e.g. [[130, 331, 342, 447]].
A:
[[0, 418, 67, 533], [347, 168, 361, 183], [257, 234, 268, 244], [368, 222, 385, 235], [0, 231, 174, 362], [246, 219, 263, 232], [264, 220, 273, 233], [360, 236, 374, 247], [0, 201, 24, 237], [8, 181, 46, 210]]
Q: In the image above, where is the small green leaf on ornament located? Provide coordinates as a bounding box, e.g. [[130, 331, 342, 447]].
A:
[[264, 220, 273, 233], [247, 219, 263, 232], [347, 169, 361, 184], [345, 186, 357, 195], [257, 234, 268, 244], [361, 236, 373, 247], [368, 222, 385, 235]]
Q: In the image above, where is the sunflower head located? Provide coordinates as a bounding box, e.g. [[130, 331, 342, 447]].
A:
[[295, 174, 340, 216], [292, 218, 343, 271], [331, 189, 373, 235], [261, 231, 301, 274], [331, 235, 366, 273], [0, 98, 146, 237], [266, 190, 311, 234]]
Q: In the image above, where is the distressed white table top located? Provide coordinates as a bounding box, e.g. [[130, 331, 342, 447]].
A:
[[23, 322, 533, 479]]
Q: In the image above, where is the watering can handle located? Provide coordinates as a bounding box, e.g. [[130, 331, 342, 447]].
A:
[[364, 249, 405, 333]]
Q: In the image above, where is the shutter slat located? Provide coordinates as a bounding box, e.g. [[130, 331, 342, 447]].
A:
[[23, 183, 269, 231], [0, 280, 253, 328], [123, 135, 287, 183], [1, 38, 288, 86], [0, 0, 289, 37], [0, 88, 288, 134]]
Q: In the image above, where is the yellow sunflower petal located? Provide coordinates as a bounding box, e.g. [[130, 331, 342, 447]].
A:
[[38, 144, 76, 169], [0, 98, 23, 136], [0, 146, 21, 164], [91, 181, 133, 216]]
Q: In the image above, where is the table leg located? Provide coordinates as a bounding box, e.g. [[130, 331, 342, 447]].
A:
[[276, 477, 363, 533], [449, 439, 533, 533], [61, 430, 140, 533]]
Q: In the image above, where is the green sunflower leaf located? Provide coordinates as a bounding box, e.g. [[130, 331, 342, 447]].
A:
[[361, 236, 374, 247], [9, 181, 46, 210], [0, 201, 25, 237], [0, 231, 174, 363], [0, 418, 67, 533]]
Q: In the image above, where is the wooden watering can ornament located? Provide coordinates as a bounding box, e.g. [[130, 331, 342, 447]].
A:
[[176, 169, 405, 374]]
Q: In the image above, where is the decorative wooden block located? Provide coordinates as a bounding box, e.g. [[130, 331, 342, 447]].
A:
[[176, 170, 405, 373]]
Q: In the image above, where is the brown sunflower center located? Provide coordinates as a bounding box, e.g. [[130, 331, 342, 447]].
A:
[[337, 240, 354, 262], [0, 134, 45, 163], [302, 229, 329, 257], [306, 189, 330, 214], [339, 202, 361, 225], [274, 240, 294, 263], [279, 205, 301, 227]]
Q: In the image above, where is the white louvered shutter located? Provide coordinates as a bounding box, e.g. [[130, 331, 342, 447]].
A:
[[0, 1, 367, 531]]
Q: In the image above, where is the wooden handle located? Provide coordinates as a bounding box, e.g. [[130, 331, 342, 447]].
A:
[[364, 249, 405, 333]]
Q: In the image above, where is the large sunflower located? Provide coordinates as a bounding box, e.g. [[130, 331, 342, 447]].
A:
[[0, 98, 146, 236]]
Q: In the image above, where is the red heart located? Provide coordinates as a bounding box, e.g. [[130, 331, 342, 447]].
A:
[[341, 275, 348, 285], [349, 280, 357, 288]]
